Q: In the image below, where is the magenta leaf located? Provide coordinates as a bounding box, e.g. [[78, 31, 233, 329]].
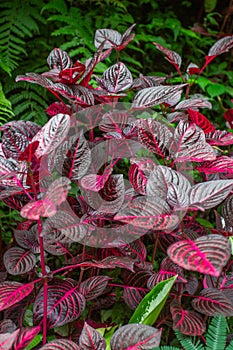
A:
[[114, 196, 179, 230], [153, 42, 182, 70], [110, 324, 162, 350], [14, 227, 40, 253], [206, 129, 233, 146], [0, 281, 34, 311], [167, 234, 231, 277], [40, 339, 80, 349], [131, 84, 186, 109], [192, 288, 233, 316], [3, 247, 36, 276], [31, 113, 70, 158], [80, 164, 113, 192], [12, 326, 41, 350], [137, 119, 173, 157], [196, 156, 233, 175], [171, 120, 216, 162], [79, 276, 111, 301], [128, 158, 156, 195], [47, 48, 72, 70], [0, 329, 20, 350], [208, 35, 233, 57], [96, 62, 133, 93], [33, 278, 86, 329], [189, 180, 233, 210], [79, 322, 106, 350], [4, 294, 34, 328], [170, 300, 206, 336]]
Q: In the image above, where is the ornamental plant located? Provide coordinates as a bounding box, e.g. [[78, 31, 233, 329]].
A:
[[0, 25, 233, 349]]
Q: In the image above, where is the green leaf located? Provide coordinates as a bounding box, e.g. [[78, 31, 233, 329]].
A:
[[229, 237, 233, 255], [206, 83, 226, 98], [205, 314, 227, 350], [128, 275, 177, 325], [24, 334, 43, 350], [175, 330, 205, 350]]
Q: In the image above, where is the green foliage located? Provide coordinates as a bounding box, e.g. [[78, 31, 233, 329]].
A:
[[129, 276, 177, 325], [0, 0, 46, 75], [0, 82, 14, 125]]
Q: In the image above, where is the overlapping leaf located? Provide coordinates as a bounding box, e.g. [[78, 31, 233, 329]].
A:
[[189, 180, 233, 210], [137, 119, 173, 157], [187, 108, 215, 134], [167, 234, 231, 277], [0, 281, 34, 311], [96, 62, 133, 93], [79, 322, 106, 350], [40, 339, 80, 349], [196, 156, 233, 175], [222, 194, 233, 226], [175, 98, 212, 110], [206, 129, 233, 146], [47, 48, 73, 70], [33, 278, 86, 328], [132, 84, 186, 109], [3, 247, 36, 275], [170, 300, 206, 336], [110, 324, 162, 350], [128, 158, 156, 194], [192, 288, 233, 316], [94, 24, 135, 51], [79, 276, 111, 301]]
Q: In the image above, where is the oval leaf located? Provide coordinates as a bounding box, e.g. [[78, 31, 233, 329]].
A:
[[0, 281, 34, 311], [79, 322, 106, 350], [3, 247, 36, 275], [40, 339, 80, 350]]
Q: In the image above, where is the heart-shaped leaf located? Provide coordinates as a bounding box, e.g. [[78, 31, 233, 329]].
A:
[[167, 234, 231, 277]]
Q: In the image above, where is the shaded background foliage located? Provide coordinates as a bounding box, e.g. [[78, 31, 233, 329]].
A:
[[0, 0, 233, 125]]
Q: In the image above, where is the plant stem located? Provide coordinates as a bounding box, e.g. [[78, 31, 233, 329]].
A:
[[38, 218, 48, 345]]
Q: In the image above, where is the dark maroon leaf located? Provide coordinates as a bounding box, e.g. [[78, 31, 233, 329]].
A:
[[208, 35, 233, 57], [79, 322, 106, 350], [33, 278, 86, 329], [137, 119, 173, 157], [132, 84, 186, 109], [189, 180, 233, 210], [47, 48, 72, 70], [0, 281, 34, 311], [123, 270, 151, 310], [170, 300, 206, 336], [4, 293, 34, 328], [18, 141, 39, 162], [115, 196, 179, 230], [192, 288, 233, 316], [167, 234, 231, 277], [153, 42, 182, 69], [96, 62, 133, 93], [14, 227, 40, 253], [79, 276, 111, 301], [118, 239, 147, 263], [186, 62, 201, 75], [40, 339, 80, 349], [110, 324, 162, 350], [0, 319, 17, 333], [3, 247, 36, 276]]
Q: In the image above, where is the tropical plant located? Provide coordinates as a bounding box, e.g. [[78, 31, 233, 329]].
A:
[[1, 20, 233, 350]]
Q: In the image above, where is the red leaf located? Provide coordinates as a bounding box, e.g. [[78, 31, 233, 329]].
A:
[[196, 156, 233, 175], [153, 42, 182, 70], [18, 141, 39, 162], [0, 281, 34, 311], [187, 108, 215, 134]]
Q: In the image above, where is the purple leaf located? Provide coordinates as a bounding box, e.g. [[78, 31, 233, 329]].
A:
[[33, 278, 86, 328], [110, 324, 162, 350], [47, 48, 72, 70], [170, 300, 206, 336], [189, 180, 233, 210], [31, 113, 70, 158], [79, 322, 106, 350], [14, 227, 40, 253], [12, 326, 41, 350], [78, 256, 136, 272], [123, 270, 151, 310], [40, 339, 80, 349], [131, 84, 186, 109], [3, 247, 36, 276], [80, 164, 113, 192], [0, 281, 34, 311], [192, 288, 233, 316], [115, 196, 179, 230], [208, 35, 233, 57], [79, 276, 111, 301], [96, 62, 133, 93], [137, 119, 173, 157], [167, 234, 231, 277], [171, 120, 216, 162], [153, 42, 182, 69]]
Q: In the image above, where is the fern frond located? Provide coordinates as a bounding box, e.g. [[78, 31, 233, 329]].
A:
[[175, 330, 205, 350], [205, 314, 227, 350], [0, 83, 14, 125], [226, 340, 233, 350], [0, 0, 45, 75]]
